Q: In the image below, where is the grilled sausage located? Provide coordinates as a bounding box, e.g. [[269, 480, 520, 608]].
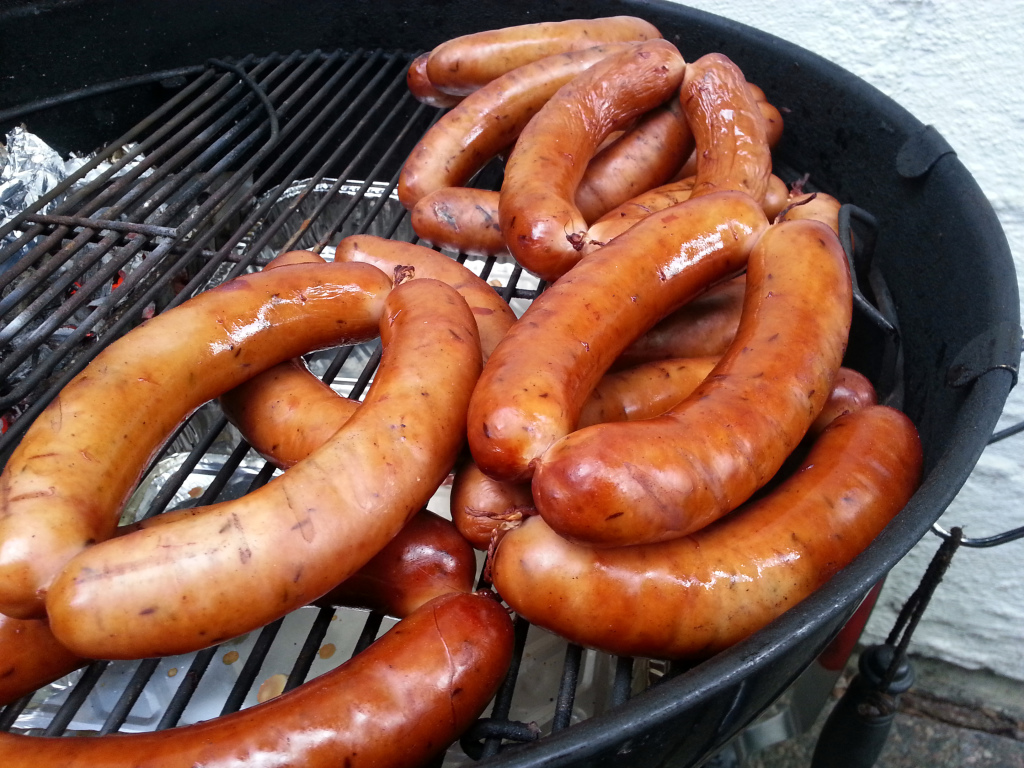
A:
[[0, 614, 87, 707], [45, 278, 482, 659], [407, 52, 463, 108], [810, 367, 877, 436], [411, 187, 507, 257], [614, 275, 746, 366], [399, 43, 634, 209], [469, 190, 768, 483], [0, 591, 514, 768], [499, 39, 687, 281], [424, 16, 662, 96], [313, 510, 477, 617], [574, 103, 695, 223], [491, 406, 922, 659], [0, 261, 392, 620], [450, 459, 534, 551], [532, 218, 852, 546], [776, 190, 843, 234], [333, 234, 517, 362], [682, 53, 772, 204]]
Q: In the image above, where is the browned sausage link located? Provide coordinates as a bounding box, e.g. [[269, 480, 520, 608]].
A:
[[492, 406, 921, 659], [314, 510, 477, 617], [499, 40, 687, 281], [455, 356, 717, 550], [0, 614, 87, 707], [45, 278, 482, 659], [0, 592, 514, 768], [220, 358, 359, 470], [470, 191, 768, 483], [406, 52, 463, 108], [410, 187, 507, 257], [577, 356, 719, 427], [399, 43, 635, 209], [532, 219, 852, 546], [585, 174, 787, 253], [776, 190, 843, 235], [810, 367, 877, 436], [450, 459, 534, 551], [425, 16, 663, 96], [0, 261, 392, 620], [758, 99, 784, 149], [574, 102, 695, 223], [614, 275, 746, 366], [334, 234, 517, 362], [682, 53, 772, 204]]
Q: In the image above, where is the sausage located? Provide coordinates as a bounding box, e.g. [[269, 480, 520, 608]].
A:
[[574, 102, 695, 223], [399, 43, 634, 209], [313, 510, 477, 617], [584, 174, 788, 253], [577, 356, 719, 427], [0, 261, 392, 620], [333, 234, 517, 362], [450, 459, 534, 551], [810, 367, 877, 436], [498, 39, 687, 281], [454, 356, 718, 550], [406, 52, 463, 108], [220, 357, 358, 469], [0, 614, 87, 707], [614, 275, 746, 366], [410, 187, 507, 257], [491, 406, 922, 659], [0, 591, 514, 768], [531, 218, 852, 546], [44, 278, 482, 659], [469, 190, 768, 483], [424, 16, 663, 96], [776, 190, 843, 234], [681, 53, 772, 204]]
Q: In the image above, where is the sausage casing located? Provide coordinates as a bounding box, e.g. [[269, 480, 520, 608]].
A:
[[425, 16, 662, 96], [0, 614, 86, 707], [0, 261, 391, 619], [0, 591, 514, 768], [469, 190, 768, 483], [532, 219, 852, 546], [499, 39, 687, 280], [492, 406, 921, 659], [45, 278, 481, 659]]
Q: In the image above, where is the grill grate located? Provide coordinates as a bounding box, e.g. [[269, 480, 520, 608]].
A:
[[0, 48, 895, 764]]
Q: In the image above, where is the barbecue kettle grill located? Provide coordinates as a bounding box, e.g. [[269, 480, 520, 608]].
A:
[[0, 1, 1020, 767]]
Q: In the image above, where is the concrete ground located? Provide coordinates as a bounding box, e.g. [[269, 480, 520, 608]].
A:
[[735, 653, 1024, 768]]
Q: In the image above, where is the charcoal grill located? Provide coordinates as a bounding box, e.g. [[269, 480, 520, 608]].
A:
[[0, 1, 1020, 767]]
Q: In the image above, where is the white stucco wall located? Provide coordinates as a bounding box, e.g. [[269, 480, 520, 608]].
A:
[[667, 0, 1024, 681]]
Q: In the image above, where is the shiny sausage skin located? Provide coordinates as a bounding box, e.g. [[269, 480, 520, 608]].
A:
[[810, 367, 877, 436], [454, 356, 717, 550], [577, 356, 719, 427], [399, 44, 633, 209], [499, 40, 687, 281], [0, 261, 391, 620], [45, 279, 482, 659], [585, 174, 786, 254], [407, 53, 463, 108], [334, 234, 517, 362], [0, 591, 514, 768], [681, 53, 772, 204], [0, 614, 87, 707], [532, 219, 852, 546], [469, 190, 768, 483], [492, 406, 921, 660], [425, 16, 662, 96], [614, 275, 746, 366], [220, 358, 358, 470], [315, 510, 477, 617], [574, 103, 695, 223], [411, 187, 507, 257], [777, 190, 843, 235]]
